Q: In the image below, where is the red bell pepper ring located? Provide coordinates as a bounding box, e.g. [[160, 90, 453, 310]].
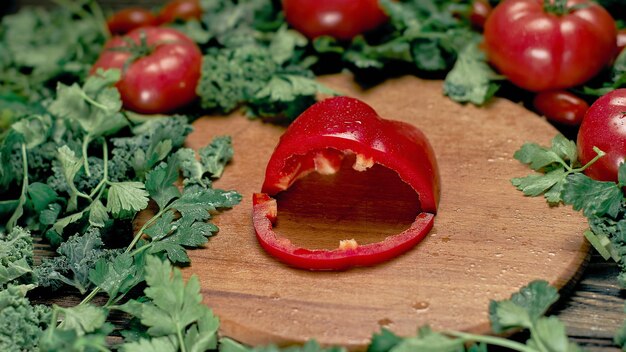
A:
[[253, 96, 440, 270]]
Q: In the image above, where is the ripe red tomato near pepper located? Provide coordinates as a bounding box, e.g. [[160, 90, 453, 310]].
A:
[[469, 0, 492, 29], [533, 90, 589, 127], [106, 8, 159, 35], [253, 96, 440, 270], [91, 27, 202, 114], [282, 0, 388, 40], [158, 0, 203, 24], [577, 89, 626, 182], [483, 0, 616, 92]]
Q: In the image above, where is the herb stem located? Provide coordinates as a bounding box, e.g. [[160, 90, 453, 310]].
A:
[[7, 144, 29, 231], [177, 326, 187, 352], [82, 135, 92, 178], [443, 331, 536, 352], [125, 207, 168, 253], [129, 242, 153, 257], [78, 90, 111, 112], [575, 147, 606, 173], [89, 141, 109, 199], [80, 287, 101, 306]]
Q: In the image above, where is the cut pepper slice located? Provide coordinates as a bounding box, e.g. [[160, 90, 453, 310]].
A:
[[253, 96, 440, 270]]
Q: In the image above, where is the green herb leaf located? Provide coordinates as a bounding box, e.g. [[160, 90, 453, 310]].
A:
[[443, 38, 499, 105], [88, 199, 109, 228], [390, 326, 464, 352], [106, 181, 150, 216], [48, 69, 127, 138], [511, 169, 567, 199], [368, 328, 403, 352], [141, 256, 204, 335], [489, 280, 559, 334], [89, 252, 146, 302], [527, 316, 579, 352], [561, 173, 623, 218], [56, 145, 83, 212], [11, 114, 51, 149], [57, 304, 107, 335], [145, 161, 181, 210], [121, 336, 178, 352]]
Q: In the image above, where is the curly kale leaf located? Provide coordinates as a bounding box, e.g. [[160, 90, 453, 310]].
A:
[[0, 284, 51, 352], [0, 226, 33, 286], [110, 116, 193, 181], [34, 227, 121, 294], [197, 45, 277, 113]]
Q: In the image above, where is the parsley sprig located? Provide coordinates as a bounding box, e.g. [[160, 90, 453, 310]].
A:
[[511, 134, 607, 205], [512, 134, 626, 349]]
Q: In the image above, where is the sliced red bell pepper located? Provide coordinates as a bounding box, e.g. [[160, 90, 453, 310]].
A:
[[253, 96, 440, 270]]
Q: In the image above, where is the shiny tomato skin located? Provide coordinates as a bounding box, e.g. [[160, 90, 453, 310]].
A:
[[577, 89, 626, 182], [469, 0, 492, 29], [533, 90, 589, 127], [483, 0, 616, 92], [158, 0, 202, 24], [282, 0, 388, 40], [91, 27, 202, 114], [106, 8, 159, 35]]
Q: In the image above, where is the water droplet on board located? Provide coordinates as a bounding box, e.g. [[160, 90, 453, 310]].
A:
[[412, 301, 430, 312], [255, 308, 263, 314], [494, 253, 503, 258]]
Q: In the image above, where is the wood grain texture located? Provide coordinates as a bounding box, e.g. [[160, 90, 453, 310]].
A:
[[181, 74, 590, 349]]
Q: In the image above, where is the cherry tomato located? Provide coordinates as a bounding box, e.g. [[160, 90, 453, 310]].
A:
[[91, 27, 202, 114], [158, 0, 202, 24], [469, 0, 492, 29], [483, 0, 616, 92], [106, 8, 159, 35], [533, 90, 589, 127], [577, 89, 626, 182], [282, 0, 388, 40]]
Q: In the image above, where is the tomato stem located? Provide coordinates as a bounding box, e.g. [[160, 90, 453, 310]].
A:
[[543, 0, 568, 15]]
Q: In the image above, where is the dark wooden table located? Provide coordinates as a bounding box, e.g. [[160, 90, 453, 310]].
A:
[[8, 0, 626, 350]]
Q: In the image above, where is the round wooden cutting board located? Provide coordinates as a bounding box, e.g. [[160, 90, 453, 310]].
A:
[[182, 74, 589, 349]]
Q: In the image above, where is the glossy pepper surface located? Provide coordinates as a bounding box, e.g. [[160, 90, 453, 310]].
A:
[[252, 96, 440, 270]]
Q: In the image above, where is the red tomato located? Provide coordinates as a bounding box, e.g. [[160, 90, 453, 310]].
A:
[[158, 0, 202, 24], [577, 89, 626, 182], [91, 27, 202, 114], [106, 8, 159, 35], [469, 0, 492, 29], [282, 0, 388, 40], [533, 90, 589, 127], [483, 0, 616, 92]]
